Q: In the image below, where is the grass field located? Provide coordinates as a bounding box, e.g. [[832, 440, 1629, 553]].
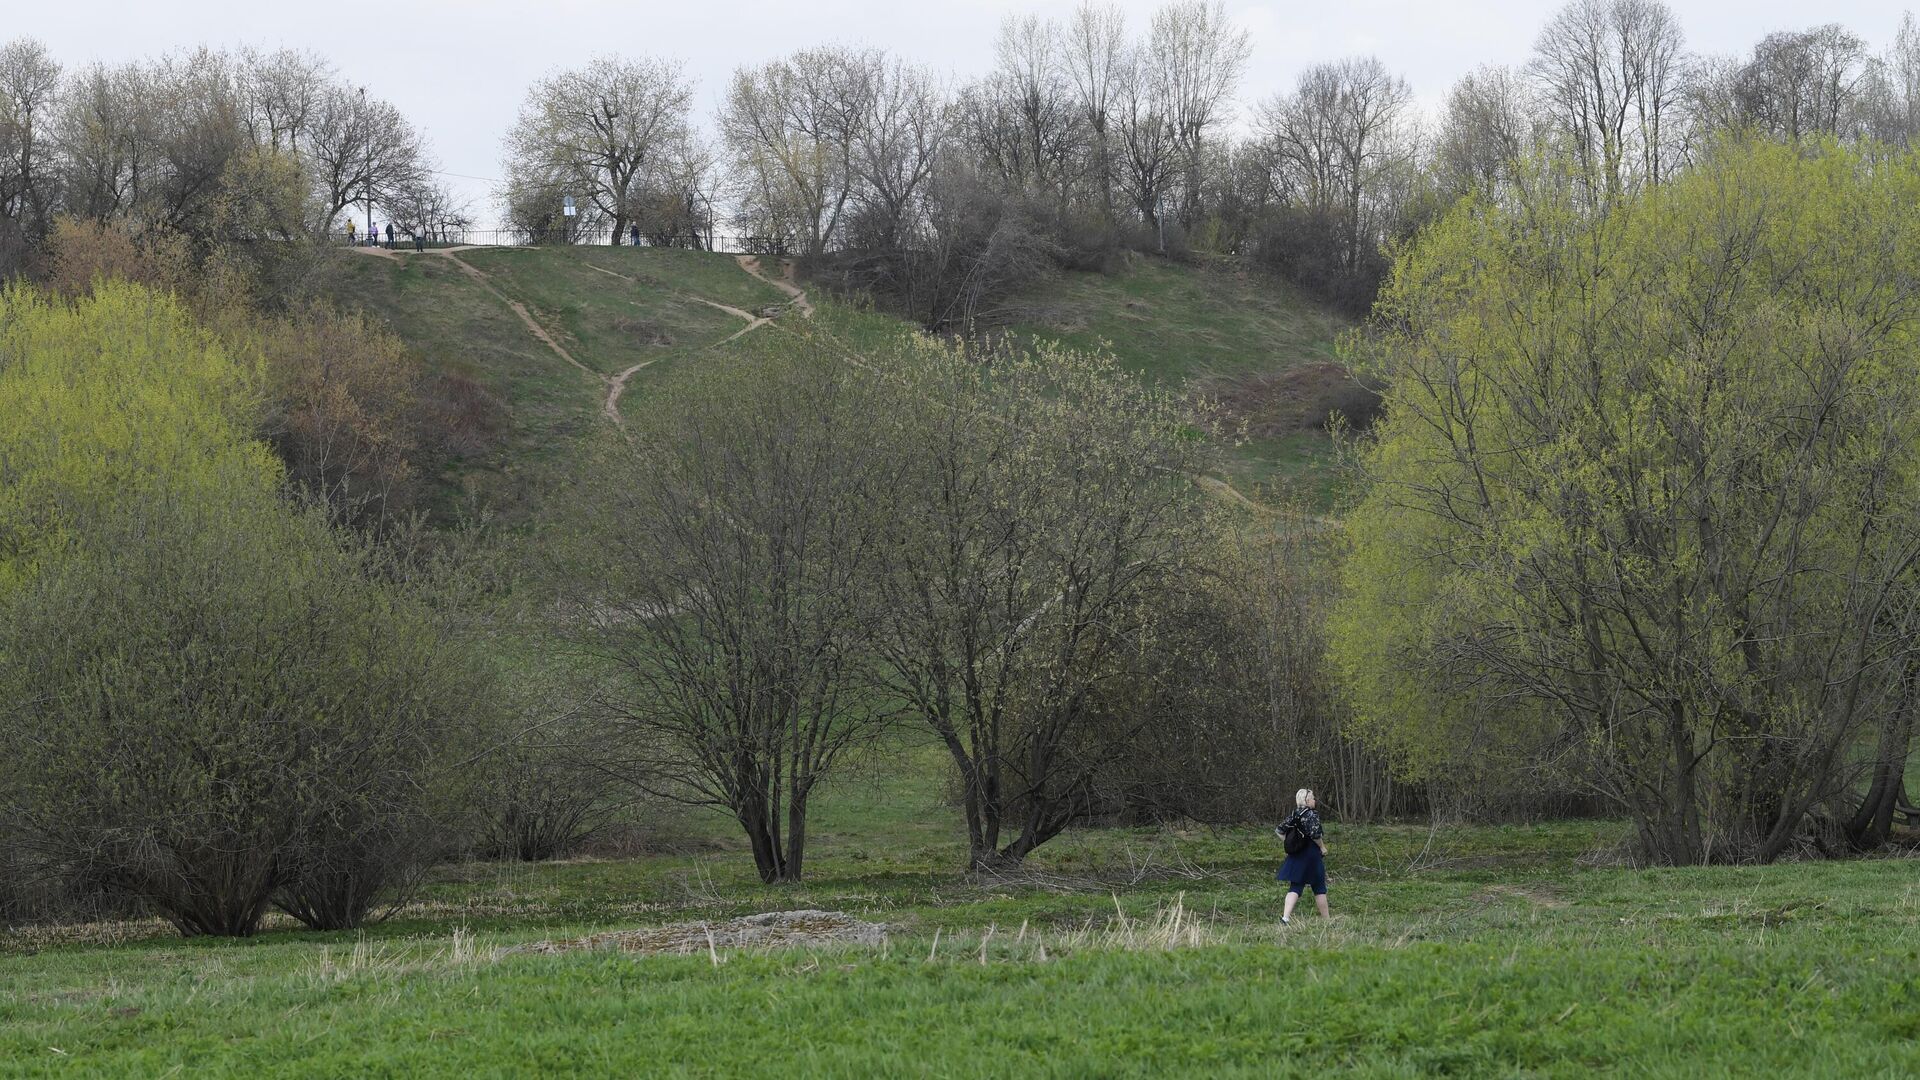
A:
[[6, 737, 1917, 1077]]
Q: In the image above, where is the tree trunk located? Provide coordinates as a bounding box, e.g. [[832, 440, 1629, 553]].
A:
[[782, 790, 809, 883], [1848, 675, 1917, 850], [739, 797, 786, 884]]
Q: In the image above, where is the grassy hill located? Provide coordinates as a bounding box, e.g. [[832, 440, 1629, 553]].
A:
[[320, 246, 789, 523], [1000, 256, 1367, 506], [320, 246, 1362, 523], [1003, 255, 1347, 384]]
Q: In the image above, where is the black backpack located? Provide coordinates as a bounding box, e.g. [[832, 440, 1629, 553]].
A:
[[1280, 816, 1310, 856]]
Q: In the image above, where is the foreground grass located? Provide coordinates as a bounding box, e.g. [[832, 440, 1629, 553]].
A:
[[6, 742, 1917, 1077]]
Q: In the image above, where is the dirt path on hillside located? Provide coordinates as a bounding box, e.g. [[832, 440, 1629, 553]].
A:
[[436, 251, 599, 382], [603, 360, 659, 421], [1193, 475, 1282, 516], [688, 297, 771, 343], [353, 248, 802, 398], [352, 246, 652, 422], [736, 255, 814, 318]]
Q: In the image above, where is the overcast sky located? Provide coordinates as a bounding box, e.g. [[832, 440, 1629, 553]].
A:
[[14, 1, 1915, 225]]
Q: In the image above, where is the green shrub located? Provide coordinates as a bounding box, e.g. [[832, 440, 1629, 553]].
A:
[[0, 282, 486, 934]]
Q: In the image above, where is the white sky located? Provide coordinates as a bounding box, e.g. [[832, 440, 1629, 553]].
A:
[[14, 1, 1915, 226]]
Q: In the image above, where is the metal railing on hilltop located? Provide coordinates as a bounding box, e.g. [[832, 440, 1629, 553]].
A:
[[335, 230, 792, 255]]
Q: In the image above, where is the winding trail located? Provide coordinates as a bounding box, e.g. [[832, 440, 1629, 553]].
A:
[[602, 361, 658, 420], [736, 255, 814, 317]]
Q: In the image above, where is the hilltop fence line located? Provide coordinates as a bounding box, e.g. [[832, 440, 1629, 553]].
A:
[[337, 229, 792, 255]]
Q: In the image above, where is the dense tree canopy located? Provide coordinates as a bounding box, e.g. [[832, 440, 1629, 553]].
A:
[[1332, 138, 1920, 864], [0, 281, 273, 591]]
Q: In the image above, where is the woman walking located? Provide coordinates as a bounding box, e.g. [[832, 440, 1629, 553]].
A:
[[1276, 788, 1329, 925]]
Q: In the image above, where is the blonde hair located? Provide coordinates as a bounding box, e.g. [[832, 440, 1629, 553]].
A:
[[1295, 788, 1314, 809]]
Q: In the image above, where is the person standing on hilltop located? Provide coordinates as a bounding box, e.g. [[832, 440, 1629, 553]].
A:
[[1276, 788, 1330, 925]]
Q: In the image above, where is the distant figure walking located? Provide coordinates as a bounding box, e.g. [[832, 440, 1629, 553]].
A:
[[1276, 788, 1330, 925], [413, 230, 426, 252], [629, 223, 640, 247], [367, 221, 379, 247], [344, 219, 356, 245], [385, 222, 395, 249]]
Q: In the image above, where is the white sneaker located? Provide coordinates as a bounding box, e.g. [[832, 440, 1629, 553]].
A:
[[1280, 916, 1290, 926]]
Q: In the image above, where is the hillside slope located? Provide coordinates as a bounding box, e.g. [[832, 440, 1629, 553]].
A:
[[1001, 256, 1363, 505], [320, 246, 789, 523], [320, 247, 1359, 522]]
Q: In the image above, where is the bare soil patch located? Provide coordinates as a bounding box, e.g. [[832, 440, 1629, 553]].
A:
[[507, 910, 888, 957], [1204, 361, 1382, 436]]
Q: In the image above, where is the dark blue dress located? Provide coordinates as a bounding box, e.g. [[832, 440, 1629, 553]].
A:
[[1275, 808, 1327, 895]]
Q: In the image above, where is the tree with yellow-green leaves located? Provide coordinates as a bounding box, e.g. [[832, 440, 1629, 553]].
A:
[[0, 283, 488, 934], [0, 280, 276, 592], [1331, 138, 1920, 864]]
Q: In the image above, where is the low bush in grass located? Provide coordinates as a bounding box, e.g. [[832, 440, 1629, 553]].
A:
[[0, 474, 491, 936]]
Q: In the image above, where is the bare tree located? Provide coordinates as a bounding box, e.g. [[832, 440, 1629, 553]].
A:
[[1733, 24, 1873, 142], [384, 176, 471, 243], [0, 38, 63, 243], [1261, 58, 1414, 273], [144, 48, 249, 237], [237, 47, 332, 154], [1145, 0, 1250, 227], [54, 61, 156, 221], [504, 56, 697, 245], [850, 59, 947, 250], [1434, 64, 1537, 197], [990, 15, 1078, 200], [912, 161, 1061, 329], [305, 84, 428, 234], [1259, 65, 1344, 215], [1863, 13, 1920, 143], [869, 342, 1217, 870], [1330, 59, 1413, 270], [720, 46, 878, 255], [1064, 1, 1128, 217], [1528, 0, 1687, 200], [1115, 42, 1177, 238], [560, 341, 898, 884]]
